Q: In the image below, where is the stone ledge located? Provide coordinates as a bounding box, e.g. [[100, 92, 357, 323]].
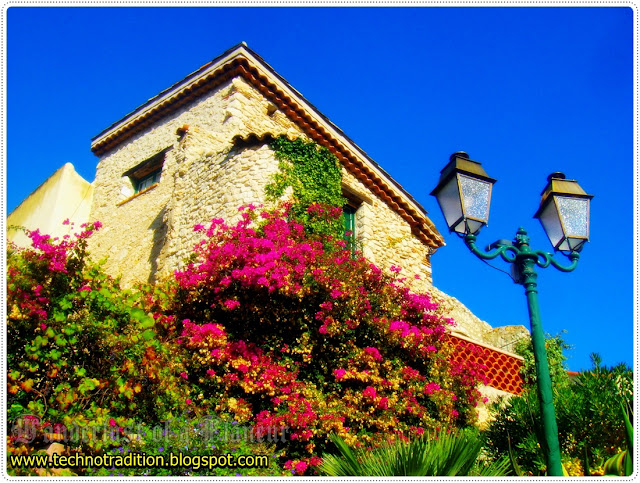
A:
[[116, 183, 159, 206]]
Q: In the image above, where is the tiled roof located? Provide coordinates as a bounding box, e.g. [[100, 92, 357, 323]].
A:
[[446, 333, 524, 395], [91, 44, 444, 249]]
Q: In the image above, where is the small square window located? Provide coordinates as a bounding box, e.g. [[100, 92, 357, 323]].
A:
[[124, 148, 168, 194]]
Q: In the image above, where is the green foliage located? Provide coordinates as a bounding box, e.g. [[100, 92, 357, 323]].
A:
[[514, 331, 571, 389], [7, 224, 189, 465], [485, 346, 634, 476], [318, 430, 510, 476], [603, 403, 633, 477], [266, 136, 346, 241]]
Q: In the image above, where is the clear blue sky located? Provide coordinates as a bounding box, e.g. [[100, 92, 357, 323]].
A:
[[6, 6, 634, 372]]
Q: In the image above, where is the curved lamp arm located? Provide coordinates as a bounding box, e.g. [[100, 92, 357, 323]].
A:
[[464, 233, 580, 274], [535, 250, 580, 272], [464, 234, 517, 263]]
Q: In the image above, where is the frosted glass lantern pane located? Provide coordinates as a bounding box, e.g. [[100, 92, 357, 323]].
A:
[[556, 196, 589, 238], [436, 177, 463, 232], [539, 200, 564, 249], [459, 174, 491, 223]]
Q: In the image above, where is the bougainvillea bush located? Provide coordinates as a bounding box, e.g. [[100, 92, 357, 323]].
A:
[[6, 223, 193, 474], [170, 204, 488, 474], [7, 206, 488, 475]]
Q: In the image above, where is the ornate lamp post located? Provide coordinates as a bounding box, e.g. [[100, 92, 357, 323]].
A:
[[431, 152, 593, 477]]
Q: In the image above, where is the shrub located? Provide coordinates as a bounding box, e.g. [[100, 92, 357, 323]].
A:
[[485, 340, 633, 476], [7, 223, 189, 473], [7, 205, 489, 475], [171, 205, 487, 473]]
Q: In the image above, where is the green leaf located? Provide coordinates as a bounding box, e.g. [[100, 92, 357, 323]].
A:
[[130, 308, 146, 321], [142, 329, 155, 341]]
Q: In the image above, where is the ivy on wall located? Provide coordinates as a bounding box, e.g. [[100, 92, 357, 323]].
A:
[[266, 136, 346, 241]]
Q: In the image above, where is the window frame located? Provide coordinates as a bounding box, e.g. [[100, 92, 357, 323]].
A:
[[123, 148, 169, 195]]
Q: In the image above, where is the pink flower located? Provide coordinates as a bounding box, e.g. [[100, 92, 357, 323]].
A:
[[377, 397, 389, 410], [224, 299, 241, 310], [333, 368, 347, 380], [186, 399, 192, 405], [295, 461, 308, 475], [180, 372, 188, 380], [79, 285, 91, 292], [193, 224, 205, 232], [364, 347, 382, 361], [206, 369, 216, 377], [425, 382, 440, 395], [363, 386, 377, 399], [109, 418, 117, 427], [390, 265, 402, 274], [39, 323, 47, 331]]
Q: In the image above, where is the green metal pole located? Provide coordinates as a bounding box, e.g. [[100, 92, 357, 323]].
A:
[[515, 229, 564, 477]]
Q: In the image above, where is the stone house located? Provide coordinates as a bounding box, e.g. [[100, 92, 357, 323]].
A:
[[10, 43, 528, 399], [89, 43, 443, 291]]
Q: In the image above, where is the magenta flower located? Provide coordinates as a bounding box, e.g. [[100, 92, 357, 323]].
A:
[[333, 368, 347, 380], [363, 386, 377, 399], [425, 382, 441, 395], [295, 461, 308, 474], [224, 299, 241, 310], [364, 347, 382, 361]]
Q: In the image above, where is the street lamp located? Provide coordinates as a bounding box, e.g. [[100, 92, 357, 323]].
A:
[[431, 152, 593, 477]]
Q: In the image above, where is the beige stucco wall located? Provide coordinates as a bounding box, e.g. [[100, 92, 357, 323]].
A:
[[7, 163, 93, 247], [89, 76, 436, 288]]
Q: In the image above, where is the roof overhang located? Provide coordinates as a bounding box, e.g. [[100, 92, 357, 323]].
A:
[[91, 43, 444, 248]]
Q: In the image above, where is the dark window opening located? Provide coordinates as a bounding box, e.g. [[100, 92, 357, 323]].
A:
[[124, 148, 168, 194]]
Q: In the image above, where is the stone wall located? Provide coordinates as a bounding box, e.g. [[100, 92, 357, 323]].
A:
[[430, 286, 529, 352], [89, 76, 435, 288]]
